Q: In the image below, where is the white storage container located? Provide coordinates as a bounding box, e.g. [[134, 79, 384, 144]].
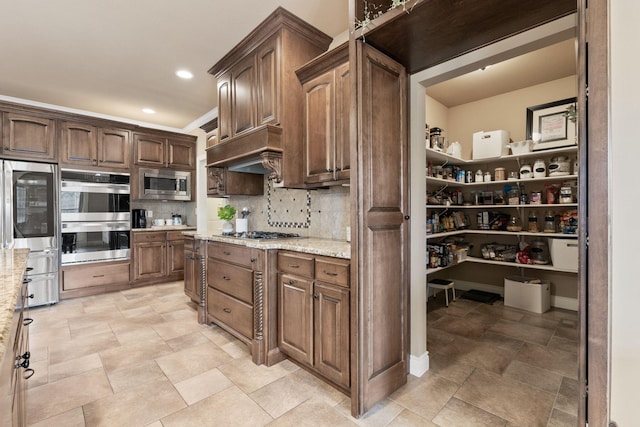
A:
[[504, 276, 550, 313], [472, 130, 510, 159], [548, 238, 579, 272]]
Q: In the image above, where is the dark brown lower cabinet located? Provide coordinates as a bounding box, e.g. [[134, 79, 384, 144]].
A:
[[183, 236, 202, 303], [278, 251, 350, 390], [132, 230, 185, 285]]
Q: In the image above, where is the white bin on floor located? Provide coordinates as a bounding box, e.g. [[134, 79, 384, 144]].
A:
[[504, 276, 550, 313]]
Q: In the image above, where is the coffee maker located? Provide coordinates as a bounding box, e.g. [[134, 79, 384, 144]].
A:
[[132, 209, 146, 229]]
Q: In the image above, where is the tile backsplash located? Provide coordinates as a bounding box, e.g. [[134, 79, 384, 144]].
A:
[[131, 200, 195, 226], [227, 179, 350, 240]]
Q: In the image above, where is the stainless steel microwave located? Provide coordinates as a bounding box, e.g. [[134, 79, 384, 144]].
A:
[[139, 168, 191, 201]]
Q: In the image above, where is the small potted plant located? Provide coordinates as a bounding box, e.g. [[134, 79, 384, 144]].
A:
[[217, 205, 236, 235]]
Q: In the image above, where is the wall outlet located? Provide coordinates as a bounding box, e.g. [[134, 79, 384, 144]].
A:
[[147, 210, 153, 217]]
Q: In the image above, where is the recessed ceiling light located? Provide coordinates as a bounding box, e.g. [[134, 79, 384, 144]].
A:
[[142, 108, 156, 114], [176, 69, 194, 79]]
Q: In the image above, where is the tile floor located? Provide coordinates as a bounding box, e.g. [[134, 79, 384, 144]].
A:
[[24, 281, 579, 426]]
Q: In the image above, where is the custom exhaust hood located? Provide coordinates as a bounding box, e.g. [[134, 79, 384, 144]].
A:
[[206, 125, 283, 183]]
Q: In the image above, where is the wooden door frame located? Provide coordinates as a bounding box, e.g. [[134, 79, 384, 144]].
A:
[[579, 0, 610, 424]]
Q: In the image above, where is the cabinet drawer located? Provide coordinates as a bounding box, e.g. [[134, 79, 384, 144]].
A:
[[62, 262, 130, 290], [207, 287, 253, 339], [208, 242, 255, 267], [183, 236, 196, 251], [133, 231, 165, 243], [207, 259, 253, 304], [315, 257, 350, 287], [167, 230, 185, 241], [278, 251, 314, 279]]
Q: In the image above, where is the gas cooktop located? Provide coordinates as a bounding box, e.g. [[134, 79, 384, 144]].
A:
[[221, 231, 300, 240]]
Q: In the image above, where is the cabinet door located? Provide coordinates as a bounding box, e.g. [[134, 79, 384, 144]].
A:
[[217, 71, 233, 142], [167, 238, 185, 277], [99, 128, 130, 169], [133, 242, 166, 281], [184, 248, 198, 301], [303, 71, 334, 185], [354, 41, 409, 415], [334, 62, 351, 182], [314, 282, 350, 388], [60, 121, 98, 166], [278, 273, 313, 366], [2, 112, 56, 161], [167, 138, 194, 169], [232, 54, 257, 136], [133, 133, 166, 166], [256, 34, 280, 126]]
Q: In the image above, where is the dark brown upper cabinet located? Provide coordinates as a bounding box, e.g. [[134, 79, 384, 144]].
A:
[[1, 112, 56, 161], [207, 7, 332, 188], [134, 132, 195, 170], [60, 121, 130, 170]]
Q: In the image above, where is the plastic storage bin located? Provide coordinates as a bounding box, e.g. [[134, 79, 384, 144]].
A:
[[472, 130, 510, 159], [504, 276, 550, 313], [548, 238, 579, 272]]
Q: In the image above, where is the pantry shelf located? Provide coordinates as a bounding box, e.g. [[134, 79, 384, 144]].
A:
[[426, 203, 578, 209], [426, 229, 578, 240], [426, 175, 578, 188], [465, 256, 578, 273], [426, 146, 578, 166]]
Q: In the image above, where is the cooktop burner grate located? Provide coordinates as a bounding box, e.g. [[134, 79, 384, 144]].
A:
[[222, 231, 300, 240]]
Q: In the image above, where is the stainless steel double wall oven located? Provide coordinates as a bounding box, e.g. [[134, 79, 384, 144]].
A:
[[60, 170, 130, 265]]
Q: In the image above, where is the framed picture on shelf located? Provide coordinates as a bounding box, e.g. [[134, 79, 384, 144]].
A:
[[526, 97, 577, 151]]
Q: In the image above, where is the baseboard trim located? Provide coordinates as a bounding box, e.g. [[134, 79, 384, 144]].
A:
[[409, 351, 429, 377], [451, 279, 578, 312]]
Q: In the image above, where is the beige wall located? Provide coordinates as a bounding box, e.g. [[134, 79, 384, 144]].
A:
[[432, 76, 577, 159]]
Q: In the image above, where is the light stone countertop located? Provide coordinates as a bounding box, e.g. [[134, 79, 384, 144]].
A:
[[0, 248, 30, 363], [132, 226, 196, 232], [183, 232, 351, 259]]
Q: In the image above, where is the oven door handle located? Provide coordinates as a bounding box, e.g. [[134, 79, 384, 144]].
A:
[[61, 222, 131, 233], [61, 181, 130, 194]]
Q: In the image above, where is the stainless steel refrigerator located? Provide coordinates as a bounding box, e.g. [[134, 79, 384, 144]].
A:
[[2, 160, 59, 307]]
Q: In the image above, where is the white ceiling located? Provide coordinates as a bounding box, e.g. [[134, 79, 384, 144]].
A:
[[426, 39, 577, 107], [0, 1, 575, 132], [0, 0, 349, 131]]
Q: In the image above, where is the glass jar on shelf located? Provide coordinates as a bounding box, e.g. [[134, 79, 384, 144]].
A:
[[543, 210, 556, 233], [528, 212, 539, 233], [507, 215, 523, 232]]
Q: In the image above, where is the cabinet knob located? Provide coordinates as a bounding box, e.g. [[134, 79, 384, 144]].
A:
[[404, 215, 410, 220], [335, 167, 341, 172], [288, 280, 295, 285], [223, 307, 231, 313], [313, 293, 319, 299], [250, 258, 256, 262], [222, 275, 231, 281]]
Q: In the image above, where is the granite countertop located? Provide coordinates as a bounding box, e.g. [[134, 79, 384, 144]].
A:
[[184, 232, 351, 259], [0, 248, 30, 363], [132, 225, 196, 232]]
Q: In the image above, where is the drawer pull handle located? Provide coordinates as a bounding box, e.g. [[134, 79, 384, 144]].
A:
[[222, 275, 231, 280], [24, 368, 35, 380], [23, 318, 33, 326], [223, 307, 231, 313], [223, 251, 231, 255], [93, 274, 105, 278], [288, 264, 299, 269], [323, 271, 339, 276]]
